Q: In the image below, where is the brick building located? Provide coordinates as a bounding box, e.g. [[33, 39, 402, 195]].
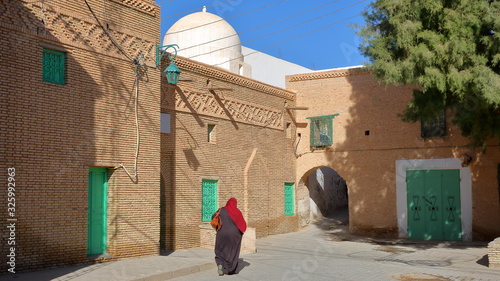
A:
[[1, 0, 498, 274], [287, 67, 500, 241], [1, 0, 162, 271], [160, 57, 298, 249]]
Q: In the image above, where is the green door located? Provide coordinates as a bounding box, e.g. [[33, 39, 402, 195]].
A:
[[88, 167, 108, 255], [201, 180, 218, 222], [407, 169, 461, 241]]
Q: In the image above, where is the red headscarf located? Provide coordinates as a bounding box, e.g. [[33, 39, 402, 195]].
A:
[[224, 198, 247, 233]]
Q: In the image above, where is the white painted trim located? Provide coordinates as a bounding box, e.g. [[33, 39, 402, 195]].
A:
[[395, 158, 472, 241]]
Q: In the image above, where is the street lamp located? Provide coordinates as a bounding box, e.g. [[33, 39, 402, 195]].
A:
[[156, 44, 181, 84]]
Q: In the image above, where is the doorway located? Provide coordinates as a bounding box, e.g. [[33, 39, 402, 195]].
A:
[[406, 169, 462, 240], [88, 167, 108, 255]]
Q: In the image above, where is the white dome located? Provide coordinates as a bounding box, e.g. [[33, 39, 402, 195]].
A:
[[163, 11, 244, 73]]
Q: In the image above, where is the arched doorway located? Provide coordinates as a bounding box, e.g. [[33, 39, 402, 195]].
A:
[[297, 166, 349, 226]]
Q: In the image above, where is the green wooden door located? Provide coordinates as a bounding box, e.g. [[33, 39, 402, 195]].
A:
[[441, 170, 462, 240], [202, 180, 218, 222], [88, 167, 108, 255], [407, 169, 461, 241]]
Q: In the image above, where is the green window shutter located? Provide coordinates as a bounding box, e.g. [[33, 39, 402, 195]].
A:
[[43, 48, 65, 85], [307, 114, 338, 148], [202, 180, 218, 221], [284, 182, 295, 216]]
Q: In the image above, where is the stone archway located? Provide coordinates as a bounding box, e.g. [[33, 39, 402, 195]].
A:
[[297, 166, 349, 227]]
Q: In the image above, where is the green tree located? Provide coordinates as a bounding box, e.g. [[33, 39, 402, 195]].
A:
[[358, 0, 500, 147]]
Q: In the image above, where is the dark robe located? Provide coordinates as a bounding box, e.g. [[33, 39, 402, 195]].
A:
[[213, 207, 243, 274]]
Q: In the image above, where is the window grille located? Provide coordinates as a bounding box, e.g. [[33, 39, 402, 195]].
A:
[[42, 48, 65, 85], [307, 114, 338, 148], [201, 180, 218, 221], [421, 112, 446, 138]]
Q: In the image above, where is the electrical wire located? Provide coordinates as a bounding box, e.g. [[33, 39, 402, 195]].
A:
[[174, 0, 344, 53], [211, 0, 403, 67], [71, 0, 360, 62], [112, 0, 345, 43], [215, 14, 360, 67], [40, 0, 174, 26], [84, 0, 134, 61], [115, 63, 141, 182], [165, 0, 290, 36], [75, 0, 289, 53], [188, 0, 368, 61], [114, 0, 240, 33], [294, 133, 314, 158]]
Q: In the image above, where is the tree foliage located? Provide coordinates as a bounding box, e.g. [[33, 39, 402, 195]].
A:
[[358, 0, 500, 147]]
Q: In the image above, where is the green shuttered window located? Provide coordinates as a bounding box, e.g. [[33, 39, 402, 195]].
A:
[[43, 48, 66, 85], [284, 182, 295, 216], [307, 114, 338, 148], [202, 179, 218, 221]]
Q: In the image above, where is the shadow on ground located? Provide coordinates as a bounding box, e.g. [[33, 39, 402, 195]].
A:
[[312, 207, 489, 251], [476, 255, 489, 267], [235, 259, 250, 274]]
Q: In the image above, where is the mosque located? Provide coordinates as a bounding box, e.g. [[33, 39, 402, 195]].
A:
[[162, 6, 313, 88]]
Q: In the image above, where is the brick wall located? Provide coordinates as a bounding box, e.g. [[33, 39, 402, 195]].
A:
[[488, 237, 500, 268], [0, 0, 161, 272], [160, 58, 299, 249], [286, 67, 500, 240]]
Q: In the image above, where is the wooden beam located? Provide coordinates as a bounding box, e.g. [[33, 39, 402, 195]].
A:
[[285, 106, 309, 110]]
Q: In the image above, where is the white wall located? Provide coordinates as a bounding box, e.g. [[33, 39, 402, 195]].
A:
[[242, 46, 312, 88]]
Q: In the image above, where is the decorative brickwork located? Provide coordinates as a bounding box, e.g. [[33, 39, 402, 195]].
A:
[[161, 60, 298, 250], [1, 0, 159, 65], [1, 0, 161, 272], [288, 67, 371, 82], [117, 0, 158, 16], [162, 87, 284, 130]]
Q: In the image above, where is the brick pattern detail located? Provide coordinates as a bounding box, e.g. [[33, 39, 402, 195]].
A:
[[118, 0, 158, 15], [1, 0, 159, 65], [162, 87, 284, 130], [0, 0, 161, 272], [288, 67, 371, 82], [161, 63, 298, 250]]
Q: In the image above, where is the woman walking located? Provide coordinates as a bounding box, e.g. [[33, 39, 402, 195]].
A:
[[213, 198, 247, 276]]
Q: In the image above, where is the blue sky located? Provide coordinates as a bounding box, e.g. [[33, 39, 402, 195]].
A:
[[158, 0, 373, 70]]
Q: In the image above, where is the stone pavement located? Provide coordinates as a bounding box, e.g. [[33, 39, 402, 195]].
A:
[[1, 212, 498, 281]]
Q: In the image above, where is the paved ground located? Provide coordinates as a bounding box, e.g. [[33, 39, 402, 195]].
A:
[[2, 210, 498, 280]]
